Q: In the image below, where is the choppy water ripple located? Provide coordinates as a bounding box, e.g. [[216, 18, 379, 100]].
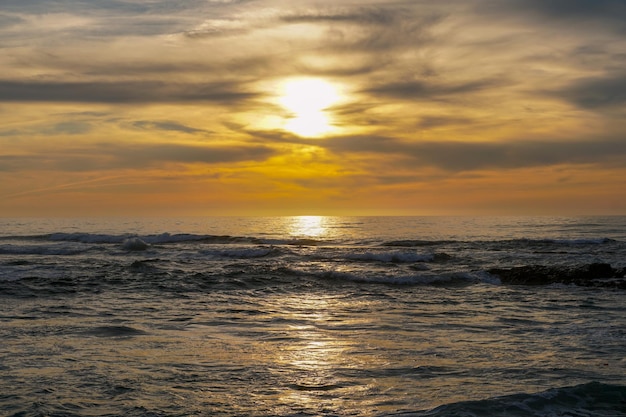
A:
[[0, 216, 625, 416]]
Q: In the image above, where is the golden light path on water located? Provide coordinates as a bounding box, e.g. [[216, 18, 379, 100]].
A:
[[288, 215, 328, 238], [271, 295, 357, 411]]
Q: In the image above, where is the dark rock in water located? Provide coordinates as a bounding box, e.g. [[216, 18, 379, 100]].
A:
[[488, 263, 626, 288]]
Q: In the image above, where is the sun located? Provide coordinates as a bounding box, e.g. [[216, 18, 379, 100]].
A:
[[278, 78, 341, 137]]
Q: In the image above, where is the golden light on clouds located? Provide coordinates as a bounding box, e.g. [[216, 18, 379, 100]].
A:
[[0, 0, 625, 216]]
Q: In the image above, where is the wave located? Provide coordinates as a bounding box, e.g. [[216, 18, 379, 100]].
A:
[[0, 243, 96, 256], [198, 247, 283, 259], [389, 382, 626, 417], [47, 232, 262, 245], [43, 232, 327, 247], [383, 238, 618, 247], [122, 237, 150, 251], [2, 231, 620, 246], [382, 240, 456, 247], [83, 325, 148, 338], [505, 237, 618, 246], [287, 267, 499, 286]]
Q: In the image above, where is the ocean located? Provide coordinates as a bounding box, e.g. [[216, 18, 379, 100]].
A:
[[1, 216, 625, 417]]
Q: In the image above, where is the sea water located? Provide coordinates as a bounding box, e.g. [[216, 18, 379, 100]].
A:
[[1, 216, 625, 416]]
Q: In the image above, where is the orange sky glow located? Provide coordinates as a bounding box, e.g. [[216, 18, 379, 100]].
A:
[[1, 0, 625, 216]]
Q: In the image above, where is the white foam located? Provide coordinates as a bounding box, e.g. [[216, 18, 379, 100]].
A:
[[122, 237, 149, 251]]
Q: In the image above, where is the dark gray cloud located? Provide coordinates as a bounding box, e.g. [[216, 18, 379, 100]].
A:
[[280, 7, 400, 25], [0, 80, 257, 104], [44, 121, 92, 135], [0, 121, 92, 137], [187, 6, 407, 39], [488, 0, 626, 32], [0, 142, 277, 172], [518, 0, 626, 20], [320, 135, 626, 172], [552, 72, 626, 109], [18, 54, 274, 80], [112, 143, 275, 167], [0, 14, 24, 28], [417, 116, 474, 129], [282, 5, 443, 54], [132, 120, 212, 135], [364, 78, 504, 101], [295, 60, 387, 78], [0, 0, 251, 40], [0, 128, 21, 137], [0, 0, 205, 15]]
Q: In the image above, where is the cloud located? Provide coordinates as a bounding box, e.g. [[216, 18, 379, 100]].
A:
[[479, 0, 626, 33], [132, 120, 212, 135], [0, 129, 21, 137], [364, 78, 504, 101], [0, 142, 277, 172], [516, 0, 626, 22], [280, 7, 400, 25], [113, 143, 275, 167], [0, 0, 205, 15], [0, 13, 24, 28], [0, 80, 257, 104], [43, 121, 92, 135], [0, 0, 252, 42], [416, 116, 474, 129], [321, 135, 626, 172], [265, 4, 445, 57], [551, 72, 626, 109]]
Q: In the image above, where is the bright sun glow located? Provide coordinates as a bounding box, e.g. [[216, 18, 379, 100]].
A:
[[279, 78, 341, 137]]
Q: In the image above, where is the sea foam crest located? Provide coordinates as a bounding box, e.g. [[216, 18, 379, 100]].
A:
[[122, 237, 149, 251]]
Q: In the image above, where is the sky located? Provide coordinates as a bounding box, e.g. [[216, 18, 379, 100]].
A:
[[1, 0, 625, 217]]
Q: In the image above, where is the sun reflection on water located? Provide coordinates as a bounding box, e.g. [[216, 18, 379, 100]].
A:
[[288, 215, 327, 238], [267, 294, 364, 413]]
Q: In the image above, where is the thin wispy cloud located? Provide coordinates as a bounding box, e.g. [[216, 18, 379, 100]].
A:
[[0, 142, 277, 172], [0, 81, 257, 104]]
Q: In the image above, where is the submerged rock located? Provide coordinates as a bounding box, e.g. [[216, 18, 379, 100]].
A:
[[488, 263, 626, 288]]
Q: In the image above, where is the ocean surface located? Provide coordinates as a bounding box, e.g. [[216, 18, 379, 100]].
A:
[[1, 216, 625, 417]]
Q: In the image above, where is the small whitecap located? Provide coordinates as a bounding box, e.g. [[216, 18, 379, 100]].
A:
[[122, 237, 149, 251]]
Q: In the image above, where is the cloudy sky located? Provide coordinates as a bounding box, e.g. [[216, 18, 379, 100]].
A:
[[1, 0, 625, 216]]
